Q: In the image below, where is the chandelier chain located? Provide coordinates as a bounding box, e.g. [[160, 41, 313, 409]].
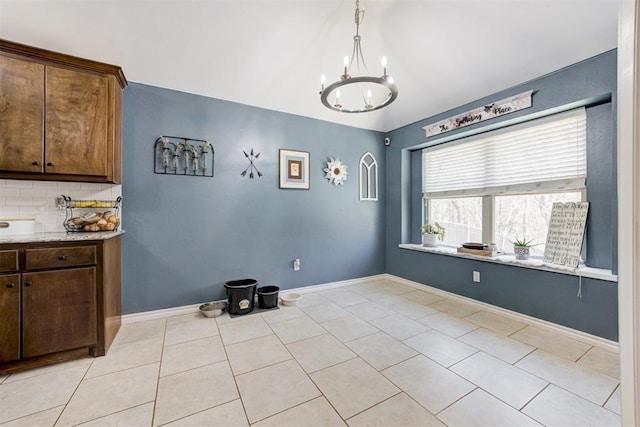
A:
[[350, 0, 366, 71]]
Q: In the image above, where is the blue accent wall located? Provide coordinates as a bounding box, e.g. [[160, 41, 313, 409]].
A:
[[121, 83, 385, 314], [385, 50, 618, 340], [120, 50, 618, 341]]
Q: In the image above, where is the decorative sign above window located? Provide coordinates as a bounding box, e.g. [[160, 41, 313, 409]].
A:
[[422, 90, 533, 138], [543, 202, 589, 268]]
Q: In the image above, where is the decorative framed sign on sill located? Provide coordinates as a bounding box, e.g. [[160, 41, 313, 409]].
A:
[[543, 202, 589, 268], [279, 149, 310, 190]]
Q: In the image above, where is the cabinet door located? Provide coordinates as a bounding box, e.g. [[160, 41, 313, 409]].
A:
[[45, 66, 108, 177], [0, 54, 44, 173], [23, 267, 97, 358], [0, 274, 20, 363]]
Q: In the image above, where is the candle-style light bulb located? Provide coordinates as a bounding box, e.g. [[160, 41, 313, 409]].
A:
[[381, 56, 387, 76], [343, 56, 349, 75], [366, 89, 372, 107], [320, 74, 326, 92], [336, 89, 341, 103]]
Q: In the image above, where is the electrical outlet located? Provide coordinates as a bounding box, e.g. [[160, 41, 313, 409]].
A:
[[293, 259, 300, 271], [473, 271, 480, 282]]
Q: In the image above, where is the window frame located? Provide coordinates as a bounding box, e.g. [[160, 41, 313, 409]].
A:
[[424, 188, 587, 252]]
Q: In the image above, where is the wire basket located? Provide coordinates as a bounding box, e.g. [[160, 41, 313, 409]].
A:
[[61, 195, 122, 232]]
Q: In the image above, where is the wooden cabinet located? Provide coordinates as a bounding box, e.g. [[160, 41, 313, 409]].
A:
[[0, 55, 44, 173], [0, 274, 20, 364], [0, 237, 121, 374], [0, 38, 127, 183], [23, 268, 97, 358]]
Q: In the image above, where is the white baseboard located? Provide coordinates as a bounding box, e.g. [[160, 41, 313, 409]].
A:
[[383, 273, 619, 353], [121, 303, 203, 324], [121, 272, 618, 352], [285, 274, 387, 294], [121, 274, 387, 325]]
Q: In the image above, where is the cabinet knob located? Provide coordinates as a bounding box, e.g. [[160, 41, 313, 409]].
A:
[[6, 283, 15, 288], [32, 161, 39, 166], [58, 255, 66, 260], [24, 281, 32, 287], [47, 162, 53, 167]]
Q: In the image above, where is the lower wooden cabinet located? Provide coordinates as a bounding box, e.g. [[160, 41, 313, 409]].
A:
[[0, 237, 121, 373], [0, 274, 20, 364], [22, 268, 97, 358]]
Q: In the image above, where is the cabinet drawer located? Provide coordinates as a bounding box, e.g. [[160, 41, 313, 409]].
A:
[[0, 250, 18, 273], [25, 246, 96, 270]]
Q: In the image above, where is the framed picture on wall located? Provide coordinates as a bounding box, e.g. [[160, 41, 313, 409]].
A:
[[279, 149, 310, 189]]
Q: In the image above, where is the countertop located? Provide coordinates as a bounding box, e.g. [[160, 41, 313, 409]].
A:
[[0, 230, 125, 244]]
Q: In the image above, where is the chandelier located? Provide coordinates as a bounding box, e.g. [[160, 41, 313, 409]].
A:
[[319, 0, 398, 113]]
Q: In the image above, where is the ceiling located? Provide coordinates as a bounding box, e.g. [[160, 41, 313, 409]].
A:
[[0, 0, 619, 132]]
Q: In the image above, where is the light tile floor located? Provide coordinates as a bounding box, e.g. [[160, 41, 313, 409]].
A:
[[0, 278, 621, 426]]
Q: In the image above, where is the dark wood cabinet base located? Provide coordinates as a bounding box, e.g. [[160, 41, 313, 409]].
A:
[[0, 236, 121, 374], [0, 348, 91, 375]]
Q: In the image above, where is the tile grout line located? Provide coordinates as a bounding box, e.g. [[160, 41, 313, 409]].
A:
[[511, 350, 619, 408], [0, 404, 65, 425], [150, 318, 168, 427], [433, 386, 478, 417], [208, 313, 255, 426], [74, 401, 153, 426], [574, 344, 596, 363], [341, 389, 404, 423], [242, 312, 328, 425], [52, 357, 96, 426], [602, 383, 621, 410], [519, 382, 551, 412], [84, 360, 161, 381]]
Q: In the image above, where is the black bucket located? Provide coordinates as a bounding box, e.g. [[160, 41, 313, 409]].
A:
[[257, 285, 280, 309], [224, 279, 258, 315]]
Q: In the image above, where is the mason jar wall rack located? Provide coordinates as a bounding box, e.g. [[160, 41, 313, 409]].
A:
[[154, 136, 214, 177]]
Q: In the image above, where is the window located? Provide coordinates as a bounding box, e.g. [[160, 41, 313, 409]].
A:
[[429, 197, 482, 246], [423, 108, 587, 254], [495, 191, 583, 256]]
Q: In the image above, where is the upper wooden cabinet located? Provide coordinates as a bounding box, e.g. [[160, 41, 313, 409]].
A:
[[0, 39, 127, 183]]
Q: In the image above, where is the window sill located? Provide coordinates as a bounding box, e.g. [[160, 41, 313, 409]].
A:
[[398, 244, 617, 282]]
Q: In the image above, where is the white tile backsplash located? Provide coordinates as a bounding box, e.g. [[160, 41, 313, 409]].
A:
[[2, 189, 19, 198], [0, 179, 123, 233], [4, 180, 33, 188]]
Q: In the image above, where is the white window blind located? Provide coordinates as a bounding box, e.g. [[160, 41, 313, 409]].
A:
[[423, 108, 587, 198]]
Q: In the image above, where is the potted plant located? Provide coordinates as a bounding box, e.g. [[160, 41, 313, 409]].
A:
[[511, 238, 537, 260], [421, 222, 446, 247]]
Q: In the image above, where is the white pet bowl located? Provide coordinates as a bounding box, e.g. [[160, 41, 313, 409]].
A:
[[280, 293, 301, 306]]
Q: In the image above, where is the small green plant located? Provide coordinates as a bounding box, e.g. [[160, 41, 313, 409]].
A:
[[421, 222, 446, 241], [511, 237, 537, 248]]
